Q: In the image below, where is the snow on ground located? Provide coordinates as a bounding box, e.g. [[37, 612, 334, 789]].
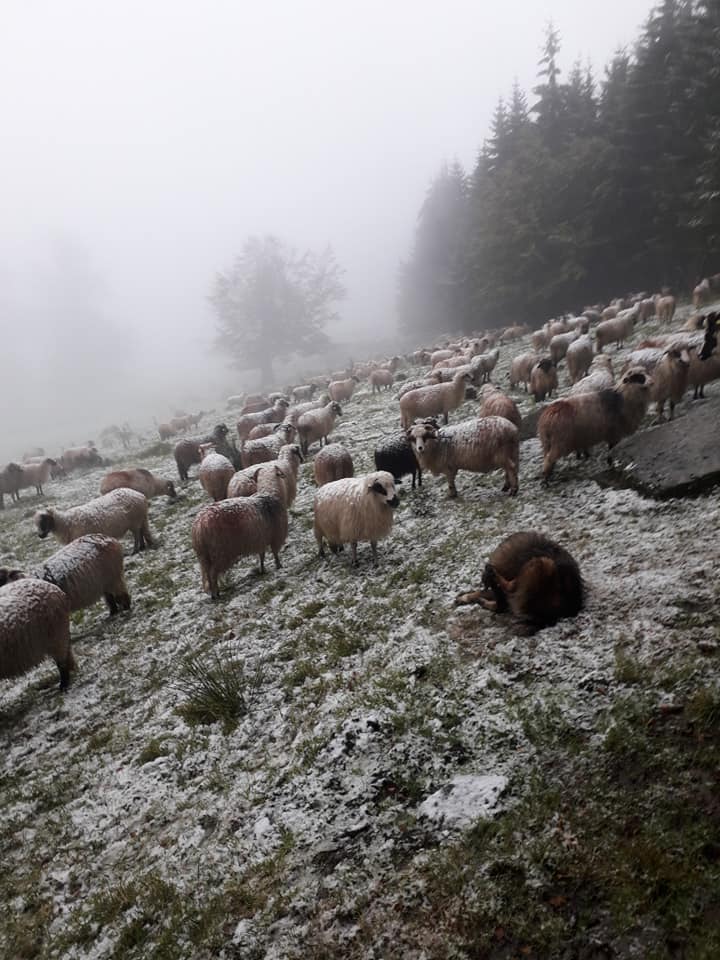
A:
[[1, 304, 719, 958]]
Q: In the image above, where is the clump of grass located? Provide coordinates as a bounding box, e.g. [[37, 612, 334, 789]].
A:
[[175, 652, 261, 733], [136, 737, 170, 765], [614, 647, 647, 685]]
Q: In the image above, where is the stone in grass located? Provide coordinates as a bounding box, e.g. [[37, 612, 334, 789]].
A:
[[419, 774, 507, 828]]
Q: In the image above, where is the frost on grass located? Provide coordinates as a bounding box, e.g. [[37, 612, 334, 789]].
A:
[[1, 307, 720, 958]]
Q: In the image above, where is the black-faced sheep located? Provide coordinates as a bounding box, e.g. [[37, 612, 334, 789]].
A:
[[34, 488, 154, 553], [407, 416, 519, 498], [537, 367, 653, 482], [0, 579, 74, 690], [100, 468, 177, 500], [455, 532, 584, 630], [314, 443, 355, 486], [374, 434, 423, 490], [192, 464, 289, 597], [313, 471, 399, 565]]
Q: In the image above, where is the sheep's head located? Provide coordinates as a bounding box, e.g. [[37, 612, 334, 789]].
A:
[[165, 481, 178, 499], [212, 423, 229, 439], [368, 473, 399, 508], [6, 462, 23, 478], [407, 421, 439, 454], [0, 568, 25, 586], [664, 347, 690, 367], [330, 402, 342, 416], [34, 509, 55, 538], [619, 368, 653, 392]]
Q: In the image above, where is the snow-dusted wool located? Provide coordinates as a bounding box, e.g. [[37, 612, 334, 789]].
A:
[[41, 534, 130, 614], [399, 371, 470, 429], [297, 401, 342, 455], [478, 385, 521, 428], [313, 443, 354, 487], [100, 468, 177, 500], [240, 423, 297, 468], [0, 578, 73, 690], [34, 488, 153, 553], [313, 470, 399, 565]]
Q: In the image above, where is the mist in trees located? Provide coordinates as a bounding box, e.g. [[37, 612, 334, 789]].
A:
[[399, 0, 720, 339]]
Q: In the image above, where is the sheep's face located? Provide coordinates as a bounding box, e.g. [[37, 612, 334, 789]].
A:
[[407, 423, 439, 454], [35, 510, 54, 538], [368, 476, 399, 508], [166, 481, 178, 499], [620, 368, 653, 391], [0, 568, 25, 586], [330, 402, 342, 416], [665, 347, 690, 368]]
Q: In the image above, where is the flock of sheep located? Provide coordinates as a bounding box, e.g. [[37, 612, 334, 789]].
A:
[[1, 282, 719, 696]]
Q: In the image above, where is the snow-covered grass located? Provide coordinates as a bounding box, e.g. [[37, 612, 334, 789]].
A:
[[1, 306, 720, 959]]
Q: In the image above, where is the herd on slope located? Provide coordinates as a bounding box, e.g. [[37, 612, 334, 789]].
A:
[[1, 290, 719, 694]]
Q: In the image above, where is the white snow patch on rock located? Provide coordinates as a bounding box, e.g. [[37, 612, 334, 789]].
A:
[[419, 774, 507, 828]]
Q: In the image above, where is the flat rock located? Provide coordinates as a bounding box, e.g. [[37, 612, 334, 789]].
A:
[[596, 394, 720, 498]]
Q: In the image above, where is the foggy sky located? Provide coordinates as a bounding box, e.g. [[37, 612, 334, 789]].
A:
[[1, 0, 653, 458]]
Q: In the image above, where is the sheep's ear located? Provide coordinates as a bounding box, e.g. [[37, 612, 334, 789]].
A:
[[274, 466, 286, 479], [369, 481, 385, 495]]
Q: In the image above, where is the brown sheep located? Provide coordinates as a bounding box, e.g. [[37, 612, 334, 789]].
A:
[[478, 385, 521, 428], [529, 358, 558, 402], [101, 468, 177, 499], [314, 444, 355, 486], [0, 579, 74, 690]]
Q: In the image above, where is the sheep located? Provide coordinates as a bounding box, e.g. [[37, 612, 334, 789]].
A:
[[537, 367, 653, 482], [22, 447, 45, 461], [328, 377, 359, 403], [569, 355, 614, 395], [284, 396, 328, 427], [499, 324, 529, 342], [595, 308, 636, 353], [314, 443, 354, 486], [399, 371, 470, 430], [545, 319, 570, 339], [297, 401, 343, 455], [374, 434, 423, 490], [689, 342, 720, 399], [226, 394, 246, 408], [565, 334, 594, 384], [698, 313, 718, 362], [455, 532, 584, 630], [370, 369, 394, 393], [199, 451, 235, 502], [396, 372, 443, 399], [0, 462, 23, 509], [509, 352, 539, 392], [478, 385, 521, 428], [473, 348, 500, 384], [240, 422, 297, 467], [239, 395, 270, 415], [532, 330, 549, 352], [236, 399, 290, 441], [656, 295, 676, 324], [227, 444, 303, 505], [313, 471, 399, 565], [0, 568, 25, 586], [291, 384, 317, 402], [549, 330, 579, 366], [192, 464, 289, 597], [34, 488, 154, 553], [407, 416, 519, 498], [40, 534, 131, 615], [174, 440, 202, 481], [0, 579, 74, 691], [693, 278, 711, 307], [623, 345, 690, 420], [529, 358, 559, 402], [100, 468, 177, 500], [430, 348, 458, 367], [158, 422, 174, 441], [60, 445, 103, 472]]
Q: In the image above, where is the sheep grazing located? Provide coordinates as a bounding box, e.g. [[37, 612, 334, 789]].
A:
[[656, 295, 676, 324], [192, 464, 289, 597], [0, 579, 74, 691], [313, 470, 399, 565], [297, 401, 343, 455], [41, 534, 131, 615], [370, 369, 394, 393], [478, 385, 521, 428], [374, 433, 423, 490], [236, 399, 290, 441], [399, 371, 470, 430], [0, 462, 23, 509], [623, 346, 690, 420], [199, 451, 235, 502], [407, 416, 519, 498], [529, 358, 558, 402], [509, 352, 539, 392], [595, 307, 637, 353], [537, 367, 653, 482], [227, 444, 303, 506], [174, 440, 202, 481], [291, 384, 317, 402], [565, 334, 594, 384], [60, 445, 103, 472], [455, 532, 584, 630], [473, 348, 500, 384], [549, 330, 579, 366], [328, 377, 359, 403], [34, 488, 154, 553], [314, 443, 354, 486], [101, 468, 177, 500], [569, 355, 614, 395], [240, 422, 297, 467]]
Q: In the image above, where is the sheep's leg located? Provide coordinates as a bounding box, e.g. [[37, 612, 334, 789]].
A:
[[542, 453, 556, 485], [272, 550, 281, 570], [118, 590, 131, 611], [447, 472, 458, 498], [57, 653, 74, 692], [668, 400, 675, 420], [443, 412, 449, 425], [105, 593, 118, 616], [258, 552, 266, 574], [350, 542, 358, 565], [417, 469, 422, 488], [455, 589, 497, 610], [132, 530, 141, 554], [371, 541, 378, 560]]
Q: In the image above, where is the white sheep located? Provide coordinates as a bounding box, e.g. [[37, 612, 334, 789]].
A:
[[407, 416, 519, 497], [509, 352, 539, 392], [34, 488, 154, 553], [0, 579, 74, 690], [623, 345, 690, 420], [227, 444, 303, 505], [595, 306, 637, 352], [399, 371, 470, 429], [313, 470, 399, 565], [40, 535, 131, 614], [199, 452, 236, 502], [328, 377, 359, 402], [569, 355, 614, 395], [565, 334, 594, 384], [314, 443, 355, 486], [297, 401, 343, 455], [240, 422, 297, 467]]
